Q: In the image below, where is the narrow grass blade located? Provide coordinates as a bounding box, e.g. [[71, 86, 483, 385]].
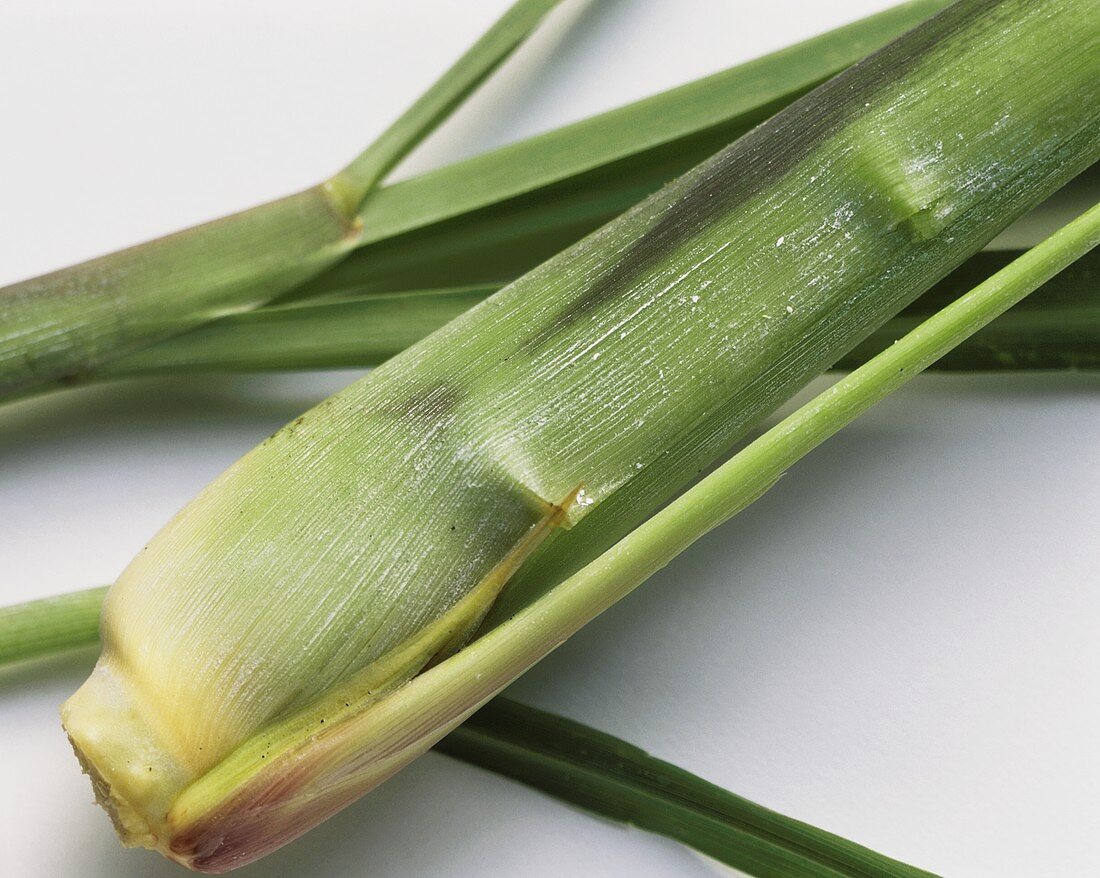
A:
[[299, 0, 955, 296], [444, 699, 937, 878], [329, 0, 566, 211]]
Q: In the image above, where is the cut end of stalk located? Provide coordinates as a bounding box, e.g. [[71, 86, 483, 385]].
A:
[[61, 640, 425, 872], [60, 482, 583, 872], [61, 659, 192, 858]]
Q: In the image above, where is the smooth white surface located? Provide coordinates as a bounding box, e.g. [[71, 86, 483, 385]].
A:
[[1, 2, 1097, 876]]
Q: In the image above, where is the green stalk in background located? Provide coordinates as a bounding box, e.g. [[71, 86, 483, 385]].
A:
[[835, 248, 1100, 371], [0, 589, 105, 666], [12, 0, 1094, 397], [92, 248, 1100, 377], [0, 0, 955, 403], [0, 0, 563, 399], [17, 0, 1096, 395], [303, 0, 956, 296], [55, 2, 1099, 870]]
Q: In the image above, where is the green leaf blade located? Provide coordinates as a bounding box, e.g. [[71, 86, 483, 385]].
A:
[[303, 0, 955, 298], [331, 0, 567, 209], [444, 699, 938, 878]]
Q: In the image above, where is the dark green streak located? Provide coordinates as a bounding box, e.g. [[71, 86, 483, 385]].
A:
[[838, 249, 1100, 371]]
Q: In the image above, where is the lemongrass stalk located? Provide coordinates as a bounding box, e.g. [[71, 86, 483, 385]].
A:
[[90, 249, 1099, 377], [0, 0, 561, 398], [61, 2, 1100, 870], [163, 199, 1100, 872]]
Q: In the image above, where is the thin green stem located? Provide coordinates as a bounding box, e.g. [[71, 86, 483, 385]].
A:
[[329, 0, 565, 211], [0, 587, 106, 665]]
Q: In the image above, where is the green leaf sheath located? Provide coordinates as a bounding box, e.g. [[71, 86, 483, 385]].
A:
[[444, 699, 938, 878], [380, 208, 1100, 878], [95, 250, 1099, 377], [0, 0, 559, 400], [182, 202, 1099, 873], [0, 587, 106, 666]]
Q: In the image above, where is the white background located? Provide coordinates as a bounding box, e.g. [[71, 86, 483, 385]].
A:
[[1, 1, 1097, 875]]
